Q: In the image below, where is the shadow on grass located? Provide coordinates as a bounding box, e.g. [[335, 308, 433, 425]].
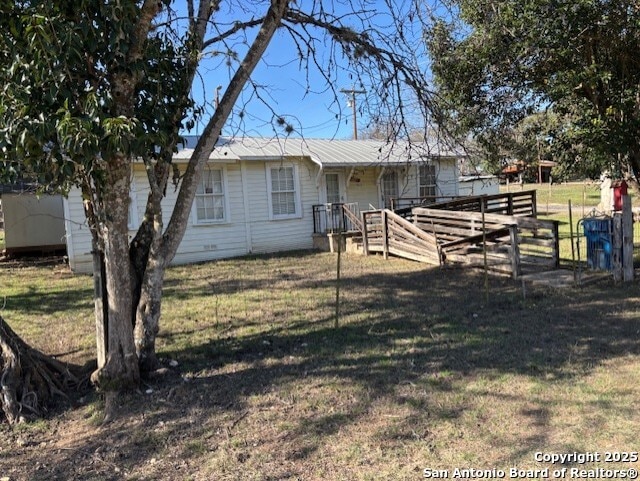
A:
[[5, 258, 640, 480], [3, 284, 94, 317]]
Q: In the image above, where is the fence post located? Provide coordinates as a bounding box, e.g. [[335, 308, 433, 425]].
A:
[[622, 195, 634, 282], [509, 225, 521, 279], [341, 203, 347, 232], [507, 193, 514, 215], [382, 210, 389, 260], [481, 202, 489, 302], [612, 213, 623, 283], [552, 221, 560, 268], [531, 190, 538, 217], [361, 212, 369, 256]]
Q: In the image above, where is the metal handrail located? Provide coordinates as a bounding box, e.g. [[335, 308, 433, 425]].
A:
[[312, 202, 361, 234]]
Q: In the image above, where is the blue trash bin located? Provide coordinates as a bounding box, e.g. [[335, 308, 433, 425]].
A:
[[582, 217, 612, 271]]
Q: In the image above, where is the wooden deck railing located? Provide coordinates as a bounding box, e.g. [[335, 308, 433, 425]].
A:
[[343, 203, 364, 235], [425, 190, 538, 217], [390, 195, 461, 211], [412, 207, 559, 277], [361, 210, 442, 265], [361, 205, 559, 278]]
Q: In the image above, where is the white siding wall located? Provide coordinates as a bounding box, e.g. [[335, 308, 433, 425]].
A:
[[246, 159, 317, 254], [344, 158, 458, 211], [458, 177, 499, 196], [63, 156, 460, 273], [169, 163, 249, 265], [398, 165, 417, 199], [64, 159, 321, 273], [436, 158, 459, 197], [402, 158, 458, 200], [345, 167, 381, 210], [63, 189, 94, 273]]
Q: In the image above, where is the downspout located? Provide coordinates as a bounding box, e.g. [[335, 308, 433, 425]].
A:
[[239, 160, 253, 253], [346, 166, 355, 188], [312, 156, 323, 189]]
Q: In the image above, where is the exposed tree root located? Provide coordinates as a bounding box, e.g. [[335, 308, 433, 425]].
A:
[[0, 315, 91, 424]]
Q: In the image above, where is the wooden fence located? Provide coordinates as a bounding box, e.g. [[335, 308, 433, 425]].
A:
[[362, 210, 442, 265], [361, 205, 559, 278], [390, 195, 460, 211], [413, 208, 559, 277], [422, 190, 537, 216]]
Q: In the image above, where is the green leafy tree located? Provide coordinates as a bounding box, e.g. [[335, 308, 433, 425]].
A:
[[0, 0, 435, 421], [425, 0, 640, 183]]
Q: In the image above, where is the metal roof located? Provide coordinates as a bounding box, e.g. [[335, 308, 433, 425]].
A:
[[175, 136, 467, 166]]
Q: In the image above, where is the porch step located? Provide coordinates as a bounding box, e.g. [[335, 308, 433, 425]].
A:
[[346, 234, 364, 254]]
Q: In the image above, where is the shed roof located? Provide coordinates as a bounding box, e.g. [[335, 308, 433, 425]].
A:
[[175, 136, 466, 167]]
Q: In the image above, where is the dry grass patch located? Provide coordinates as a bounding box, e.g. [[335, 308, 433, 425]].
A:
[[1, 251, 639, 480]]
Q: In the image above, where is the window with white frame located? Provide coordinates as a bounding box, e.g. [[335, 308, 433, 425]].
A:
[[418, 164, 437, 200], [194, 168, 226, 223], [267, 164, 300, 219]]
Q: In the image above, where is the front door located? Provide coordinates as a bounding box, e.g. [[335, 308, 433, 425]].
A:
[[324, 172, 345, 232], [325, 172, 343, 204], [381, 170, 398, 209]]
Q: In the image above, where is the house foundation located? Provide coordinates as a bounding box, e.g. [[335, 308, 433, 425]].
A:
[[313, 232, 363, 254]]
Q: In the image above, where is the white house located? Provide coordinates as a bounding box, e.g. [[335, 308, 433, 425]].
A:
[[63, 137, 463, 272]]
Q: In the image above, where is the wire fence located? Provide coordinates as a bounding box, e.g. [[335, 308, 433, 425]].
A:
[[538, 203, 640, 270], [555, 208, 639, 273]]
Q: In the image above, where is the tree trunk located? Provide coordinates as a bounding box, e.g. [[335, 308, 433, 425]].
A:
[[133, 191, 166, 373], [131, 160, 171, 373], [626, 149, 640, 196], [0, 316, 87, 424], [90, 154, 140, 391], [92, 243, 108, 368], [134, 252, 166, 373], [130, 0, 292, 373]]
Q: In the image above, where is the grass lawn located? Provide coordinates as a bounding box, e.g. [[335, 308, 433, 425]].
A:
[[503, 182, 640, 265], [501, 181, 604, 211], [1, 252, 640, 480]]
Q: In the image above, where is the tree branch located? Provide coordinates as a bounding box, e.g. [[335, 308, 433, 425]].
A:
[[202, 18, 266, 50], [129, 0, 163, 64], [162, 0, 292, 261]]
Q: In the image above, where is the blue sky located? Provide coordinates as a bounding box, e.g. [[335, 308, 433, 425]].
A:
[[182, 0, 429, 140]]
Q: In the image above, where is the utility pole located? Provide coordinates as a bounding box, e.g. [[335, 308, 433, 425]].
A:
[[340, 88, 366, 140]]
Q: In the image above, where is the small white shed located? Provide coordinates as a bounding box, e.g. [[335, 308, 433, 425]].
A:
[[458, 175, 500, 197], [2, 193, 67, 255]]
